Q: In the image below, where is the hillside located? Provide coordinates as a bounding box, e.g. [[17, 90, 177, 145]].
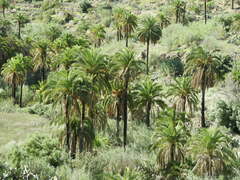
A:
[[0, 0, 240, 179]]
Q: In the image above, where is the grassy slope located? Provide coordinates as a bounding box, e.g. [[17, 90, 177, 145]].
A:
[[0, 112, 48, 148]]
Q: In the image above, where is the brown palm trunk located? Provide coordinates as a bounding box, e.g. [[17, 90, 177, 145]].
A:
[[18, 21, 21, 39], [64, 98, 70, 150], [19, 83, 23, 107], [79, 102, 85, 153], [146, 101, 151, 127], [123, 76, 129, 150], [70, 129, 77, 159], [201, 71, 206, 128], [146, 38, 150, 75], [116, 96, 121, 138], [204, 0, 207, 24], [2, 7, 5, 18], [125, 27, 128, 47], [232, 0, 234, 9]]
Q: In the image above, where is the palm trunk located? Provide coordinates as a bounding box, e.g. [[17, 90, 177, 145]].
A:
[[19, 83, 23, 108], [42, 66, 45, 81], [12, 83, 16, 104], [146, 38, 150, 75], [176, 8, 179, 23], [201, 71, 206, 128], [204, 0, 207, 24], [232, 0, 234, 9], [123, 75, 129, 150], [79, 102, 85, 153], [125, 29, 128, 47], [70, 129, 77, 159], [182, 97, 186, 112], [2, 7, 5, 18], [146, 101, 151, 127], [64, 98, 70, 150], [18, 21, 21, 39], [116, 97, 121, 138]]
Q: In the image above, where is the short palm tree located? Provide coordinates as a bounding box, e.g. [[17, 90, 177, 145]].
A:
[[15, 13, 29, 39], [137, 16, 161, 74], [113, 7, 125, 41], [1, 54, 31, 105], [158, 12, 170, 29], [0, 0, 10, 18], [122, 11, 137, 47], [132, 77, 165, 127], [33, 39, 51, 81], [188, 127, 237, 177], [152, 108, 188, 171], [89, 24, 106, 47], [185, 47, 221, 128], [113, 48, 144, 149], [167, 77, 198, 114]]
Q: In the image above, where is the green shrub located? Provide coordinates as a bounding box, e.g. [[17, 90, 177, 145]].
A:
[[80, 0, 92, 13]]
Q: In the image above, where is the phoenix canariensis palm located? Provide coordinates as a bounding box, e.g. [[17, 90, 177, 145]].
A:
[[113, 7, 125, 41], [152, 108, 188, 176], [89, 24, 106, 47], [33, 39, 51, 81], [185, 47, 221, 128], [112, 48, 144, 149], [15, 13, 29, 39], [1, 54, 31, 105], [122, 11, 137, 47], [158, 12, 170, 29], [167, 77, 198, 114], [132, 77, 165, 127], [188, 127, 237, 177], [0, 0, 10, 18], [137, 16, 161, 74]]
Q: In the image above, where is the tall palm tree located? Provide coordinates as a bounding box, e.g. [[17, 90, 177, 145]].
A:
[[185, 47, 221, 128], [89, 24, 106, 47], [15, 13, 29, 39], [33, 39, 51, 81], [137, 16, 161, 74], [0, 0, 10, 18], [132, 77, 165, 127], [152, 108, 188, 173], [167, 77, 198, 114], [188, 127, 237, 176], [122, 11, 137, 47], [42, 70, 93, 157], [113, 48, 144, 149]]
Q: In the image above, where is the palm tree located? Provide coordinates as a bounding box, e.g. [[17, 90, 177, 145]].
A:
[[113, 7, 125, 41], [33, 39, 50, 81], [204, 0, 207, 24], [89, 24, 106, 47], [185, 47, 221, 128], [0, 0, 10, 18], [152, 108, 188, 173], [137, 16, 161, 74], [132, 77, 165, 127], [158, 12, 170, 29], [122, 11, 137, 47], [188, 127, 237, 176], [167, 77, 198, 114], [113, 48, 144, 149], [42, 70, 93, 157], [15, 13, 29, 39], [1, 54, 31, 105]]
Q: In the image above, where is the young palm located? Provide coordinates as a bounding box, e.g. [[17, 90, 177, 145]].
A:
[[89, 24, 106, 47], [185, 47, 221, 128], [167, 77, 198, 114], [112, 48, 144, 149], [33, 39, 51, 81], [122, 11, 137, 47], [188, 127, 237, 176], [158, 12, 170, 29], [132, 78, 165, 127], [137, 16, 161, 74], [0, 0, 10, 18], [152, 108, 188, 172], [15, 13, 29, 39]]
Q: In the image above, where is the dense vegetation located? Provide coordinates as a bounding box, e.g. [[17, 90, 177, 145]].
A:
[[0, 0, 240, 179]]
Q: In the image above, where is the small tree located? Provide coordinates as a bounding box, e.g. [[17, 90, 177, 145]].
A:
[[0, 0, 10, 18]]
